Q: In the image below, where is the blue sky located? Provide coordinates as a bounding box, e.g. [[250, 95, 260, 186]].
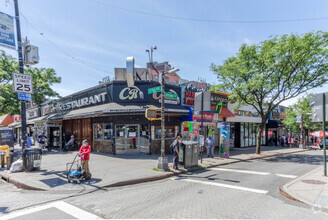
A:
[[1, 0, 328, 105]]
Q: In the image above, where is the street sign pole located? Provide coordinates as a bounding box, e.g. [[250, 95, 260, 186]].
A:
[[14, 0, 27, 154], [323, 93, 327, 176]]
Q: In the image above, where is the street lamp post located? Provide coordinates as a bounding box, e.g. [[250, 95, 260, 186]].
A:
[[146, 46, 157, 81]]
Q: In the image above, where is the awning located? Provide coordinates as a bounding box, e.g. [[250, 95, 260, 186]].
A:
[[219, 107, 234, 118], [60, 102, 189, 120], [27, 113, 59, 124], [8, 121, 21, 128]]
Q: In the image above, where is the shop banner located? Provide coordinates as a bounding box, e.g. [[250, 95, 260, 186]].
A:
[[192, 112, 216, 121], [210, 92, 229, 110], [0, 12, 15, 49]]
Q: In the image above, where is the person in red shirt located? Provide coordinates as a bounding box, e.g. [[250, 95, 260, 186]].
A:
[[78, 139, 91, 174]]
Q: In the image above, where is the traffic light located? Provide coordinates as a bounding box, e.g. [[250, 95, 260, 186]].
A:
[[145, 108, 161, 121]]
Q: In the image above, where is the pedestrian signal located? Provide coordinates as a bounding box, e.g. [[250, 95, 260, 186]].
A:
[[145, 108, 161, 121]]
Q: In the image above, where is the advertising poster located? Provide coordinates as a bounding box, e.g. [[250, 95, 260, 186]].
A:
[[0, 12, 15, 49], [219, 122, 230, 157]]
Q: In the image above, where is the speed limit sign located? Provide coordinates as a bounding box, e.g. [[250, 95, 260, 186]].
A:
[[12, 72, 33, 94]]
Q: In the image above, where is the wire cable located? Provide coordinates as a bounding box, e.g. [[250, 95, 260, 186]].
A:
[[5, 0, 112, 77], [86, 0, 328, 24]]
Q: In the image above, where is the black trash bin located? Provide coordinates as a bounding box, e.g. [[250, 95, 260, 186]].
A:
[[23, 148, 42, 171]]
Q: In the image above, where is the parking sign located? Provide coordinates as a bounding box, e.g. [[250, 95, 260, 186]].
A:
[[12, 72, 33, 94]]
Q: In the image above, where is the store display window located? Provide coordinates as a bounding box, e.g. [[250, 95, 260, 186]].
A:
[[94, 123, 113, 141]]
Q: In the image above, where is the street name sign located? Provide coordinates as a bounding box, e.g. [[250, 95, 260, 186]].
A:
[[164, 92, 177, 99], [296, 115, 301, 123], [18, 93, 32, 101], [148, 86, 161, 94], [12, 72, 33, 94]]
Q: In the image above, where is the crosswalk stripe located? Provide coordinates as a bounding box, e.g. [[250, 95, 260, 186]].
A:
[[172, 178, 268, 194], [276, 174, 297, 178], [0, 201, 103, 220], [210, 167, 270, 175]]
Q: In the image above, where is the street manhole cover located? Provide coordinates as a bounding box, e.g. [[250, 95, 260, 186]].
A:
[[301, 179, 327, 185]]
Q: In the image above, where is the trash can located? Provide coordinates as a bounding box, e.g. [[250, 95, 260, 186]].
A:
[[23, 148, 42, 171], [182, 141, 199, 168]]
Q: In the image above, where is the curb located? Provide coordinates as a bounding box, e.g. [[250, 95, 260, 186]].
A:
[[279, 166, 325, 208], [0, 148, 310, 191], [0, 172, 46, 191]]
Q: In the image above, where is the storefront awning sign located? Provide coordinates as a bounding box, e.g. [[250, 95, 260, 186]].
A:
[[192, 112, 217, 121]]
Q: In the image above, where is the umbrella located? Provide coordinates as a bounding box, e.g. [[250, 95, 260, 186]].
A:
[[309, 131, 328, 138]]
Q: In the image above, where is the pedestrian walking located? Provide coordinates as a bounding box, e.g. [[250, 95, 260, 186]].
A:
[[288, 136, 294, 148], [285, 136, 288, 147], [205, 135, 215, 158], [26, 134, 32, 148], [172, 134, 182, 170], [311, 136, 314, 143], [278, 136, 281, 147], [38, 133, 46, 153], [78, 139, 91, 175], [280, 136, 285, 147]]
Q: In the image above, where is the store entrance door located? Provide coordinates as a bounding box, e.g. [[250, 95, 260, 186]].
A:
[[115, 124, 140, 154]]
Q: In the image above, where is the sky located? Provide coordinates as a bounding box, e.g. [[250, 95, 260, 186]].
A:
[[1, 0, 328, 106]]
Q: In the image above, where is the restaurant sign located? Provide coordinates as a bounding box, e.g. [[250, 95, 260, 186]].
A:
[[59, 92, 107, 111]]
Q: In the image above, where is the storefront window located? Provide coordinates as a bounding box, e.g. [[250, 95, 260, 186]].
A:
[[94, 123, 113, 141], [241, 123, 245, 147], [94, 123, 103, 140], [104, 123, 113, 140], [154, 126, 176, 139]]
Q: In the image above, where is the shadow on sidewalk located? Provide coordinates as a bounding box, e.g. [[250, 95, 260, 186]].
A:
[[263, 153, 323, 165]]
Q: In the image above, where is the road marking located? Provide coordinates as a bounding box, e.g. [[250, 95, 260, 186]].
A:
[[210, 167, 270, 175], [0, 201, 103, 220], [172, 178, 268, 194], [276, 174, 297, 178]]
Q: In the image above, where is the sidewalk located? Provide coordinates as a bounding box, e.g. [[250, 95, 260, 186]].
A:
[[280, 165, 328, 209], [0, 146, 310, 192]]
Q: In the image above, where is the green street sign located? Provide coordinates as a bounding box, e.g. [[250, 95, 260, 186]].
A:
[[164, 92, 177, 99], [148, 86, 162, 94]]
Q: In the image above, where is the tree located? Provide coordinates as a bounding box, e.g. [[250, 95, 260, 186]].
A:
[[211, 31, 328, 154], [283, 96, 322, 135], [0, 50, 61, 115]]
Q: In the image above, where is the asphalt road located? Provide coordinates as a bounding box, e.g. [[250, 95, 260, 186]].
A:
[[1, 150, 328, 219]]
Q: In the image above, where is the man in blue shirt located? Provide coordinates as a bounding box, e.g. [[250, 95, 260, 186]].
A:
[[205, 135, 215, 158]]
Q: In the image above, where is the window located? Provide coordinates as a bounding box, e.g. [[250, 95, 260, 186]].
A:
[[154, 126, 176, 139], [94, 123, 103, 140], [104, 123, 113, 140], [94, 123, 113, 141]]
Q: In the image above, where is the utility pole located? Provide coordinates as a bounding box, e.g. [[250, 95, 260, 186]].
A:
[[300, 113, 304, 148], [200, 81, 204, 163], [14, 0, 27, 153], [161, 71, 165, 158], [323, 93, 326, 176]]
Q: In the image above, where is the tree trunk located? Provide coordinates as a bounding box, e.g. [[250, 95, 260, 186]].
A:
[[256, 122, 266, 154]]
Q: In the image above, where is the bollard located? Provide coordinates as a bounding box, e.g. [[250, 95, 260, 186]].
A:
[[0, 155, 4, 168], [6, 154, 13, 170]]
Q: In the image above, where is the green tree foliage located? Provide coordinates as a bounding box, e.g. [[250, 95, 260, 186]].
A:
[[211, 31, 328, 154], [0, 50, 61, 115], [283, 96, 322, 134]]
